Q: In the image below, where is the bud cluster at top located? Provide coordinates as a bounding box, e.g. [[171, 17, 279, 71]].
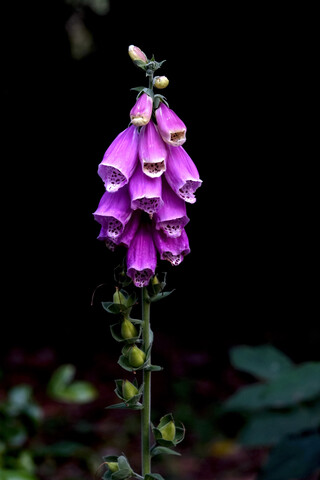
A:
[[93, 45, 202, 288]]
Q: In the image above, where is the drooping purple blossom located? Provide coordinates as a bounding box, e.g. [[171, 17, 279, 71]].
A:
[[154, 177, 189, 238], [138, 121, 167, 177], [153, 228, 190, 266], [98, 125, 139, 192], [165, 146, 202, 204], [155, 102, 187, 146], [97, 210, 141, 251], [93, 186, 132, 239], [129, 163, 163, 215], [130, 93, 153, 127], [127, 222, 157, 288]]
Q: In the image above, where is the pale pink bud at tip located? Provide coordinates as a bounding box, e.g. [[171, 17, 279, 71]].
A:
[[128, 45, 148, 64], [130, 93, 153, 127]]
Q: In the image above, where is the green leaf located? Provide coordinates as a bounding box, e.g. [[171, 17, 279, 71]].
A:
[[258, 431, 320, 480], [230, 344, 294, 380], [0, 470, 38, 480], [239, 401, 320, 446], [150, 446, 181, 457], [56, 381, 98, 403], [47, 364, 98, 403], [224, 383, 269, 411], [225, 362, 320, 411], [47, 364, 75, 396]]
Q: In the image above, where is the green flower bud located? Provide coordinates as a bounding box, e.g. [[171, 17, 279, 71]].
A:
[[113, 288, 127, 305], [159, 420, 176, 441], [106, 461, 119, 472], [128, 345, 146, 368], [121, 318, 138, 339], [122, 379, 139, 400], [154, 76, 169, 89]]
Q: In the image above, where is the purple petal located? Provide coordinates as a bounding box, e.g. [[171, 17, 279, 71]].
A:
[[98, 125, 139, 192], [116, 210, 141, 248], [153, 228, 190, 266], [130, 93, 153, 126], [165, 146, 202, 204], [129, 163, 164, 215], [97, 210, 141, 250], [154, 177, 189, 238], [139, 121, 167, 177], [127, 223, 157, 287], [155, 102, 186, 146], [93, 186, 132, 239]]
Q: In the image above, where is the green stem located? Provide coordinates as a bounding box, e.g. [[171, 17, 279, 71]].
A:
[[141, 286, 151, 476]]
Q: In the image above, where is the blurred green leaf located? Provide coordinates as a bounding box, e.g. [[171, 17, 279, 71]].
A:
[[239, 402, 320, 446], [258, 430, 320, 480], [230, 344, 294, 380], [47, 364, 98, 404], [225, 362, 320, 411], [0, 470, 38, 480]]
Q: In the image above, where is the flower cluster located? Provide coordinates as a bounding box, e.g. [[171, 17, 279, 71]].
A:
[[93, 46, 202, 288]]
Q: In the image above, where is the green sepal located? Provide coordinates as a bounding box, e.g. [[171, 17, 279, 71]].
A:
[[130, 86, 154, 100], [149, 290, 175, 303], [110, 321, 142, 344], [152, 414, 185, 447], [102, 455, 132, 480], [118, 343, 151, 372], [132, 59, 148, 70], [154, 94, 169, 109], [144, 365, 163, 372], [150, 445, 181, 457], [102, 455, 118, 479], [106, 379, 144, 409], [144, 474, 166, 480], [102, 302, 125, 315], [106, 401, 143, 410], [102, 290, 136, 316]]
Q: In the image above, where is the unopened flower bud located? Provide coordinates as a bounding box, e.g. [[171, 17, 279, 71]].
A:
[[154, 76, 169, 89], [130, 93, 153, 126], [113, 288, 126, 305], [159, 420, 176, 441], [128, 45, 148, 64], [121, 318, 138, 339], [106, 462, 119, 472], [128, 345, 146, 368], [122, 379, 139, 400]]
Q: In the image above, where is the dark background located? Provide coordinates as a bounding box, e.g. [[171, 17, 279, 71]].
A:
[[4, 0, 317, 359]]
